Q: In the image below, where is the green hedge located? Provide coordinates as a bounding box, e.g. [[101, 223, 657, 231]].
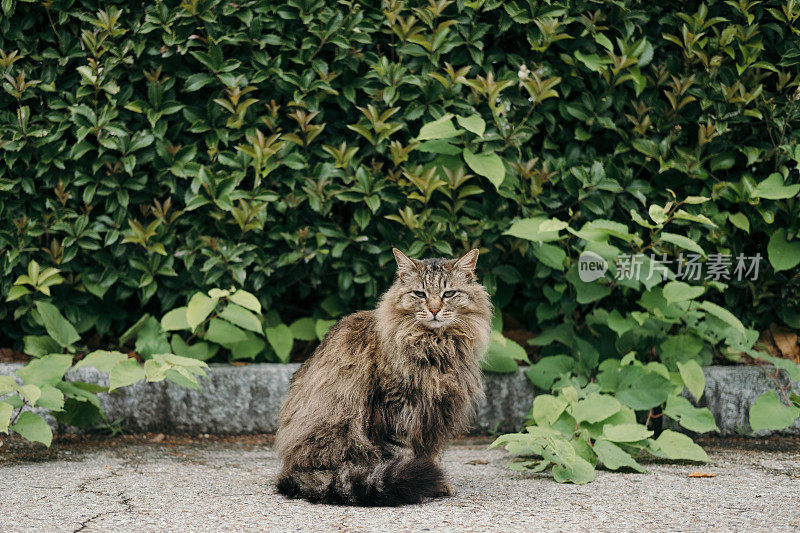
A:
[[1, 0, 799, 358]]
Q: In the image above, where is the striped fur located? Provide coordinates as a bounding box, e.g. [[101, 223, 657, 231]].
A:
[[275, 249, 492, 505]]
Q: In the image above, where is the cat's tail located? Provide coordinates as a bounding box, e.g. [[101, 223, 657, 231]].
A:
[[276, 456, 446, 506]]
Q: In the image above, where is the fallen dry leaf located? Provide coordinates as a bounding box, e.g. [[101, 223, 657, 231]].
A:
[[466, 459, 489, 465], [769, 323, 800, 363], [150, 433, 165, 443], [687, 471, 715, 478]]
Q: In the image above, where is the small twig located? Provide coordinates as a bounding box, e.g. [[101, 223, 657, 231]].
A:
[[9, 398, 28, 426]]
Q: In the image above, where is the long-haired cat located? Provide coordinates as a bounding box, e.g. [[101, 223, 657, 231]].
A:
[[275, 248, 492, 506]]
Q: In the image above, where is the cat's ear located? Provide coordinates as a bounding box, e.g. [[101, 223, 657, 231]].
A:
[[453, 249, 479, 279], [392, 248, 418, 276]]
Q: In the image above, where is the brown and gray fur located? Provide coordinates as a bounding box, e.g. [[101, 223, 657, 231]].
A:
[[275, 248, 492, 506]]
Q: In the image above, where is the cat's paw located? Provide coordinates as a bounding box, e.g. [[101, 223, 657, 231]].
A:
[[432, 481, 456, 498]]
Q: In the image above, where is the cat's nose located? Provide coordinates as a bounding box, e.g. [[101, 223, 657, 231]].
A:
[[428, 307, 440, 316]]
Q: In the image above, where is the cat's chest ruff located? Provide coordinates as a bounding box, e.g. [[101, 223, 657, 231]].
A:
[[405, 330, 466, 367]]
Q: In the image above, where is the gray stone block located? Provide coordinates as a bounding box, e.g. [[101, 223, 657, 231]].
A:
[[1, 363, 797, 436], [696, 365, 800, 436]]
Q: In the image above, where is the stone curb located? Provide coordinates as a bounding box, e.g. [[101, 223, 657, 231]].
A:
[[0, 363, 797, 436]]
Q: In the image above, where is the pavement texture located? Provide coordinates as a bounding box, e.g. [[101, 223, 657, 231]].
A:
[[1, 435, 799, 532]]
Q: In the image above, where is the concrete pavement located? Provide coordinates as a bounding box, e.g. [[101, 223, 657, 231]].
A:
[[0, 435, 798, 532]]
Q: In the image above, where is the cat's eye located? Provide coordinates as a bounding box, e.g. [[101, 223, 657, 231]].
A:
[[442, 290, 456, 298], [412, 290, 426, 298]]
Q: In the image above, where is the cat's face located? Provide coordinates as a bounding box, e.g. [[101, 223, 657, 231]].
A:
[[391, 248, 481, 329]]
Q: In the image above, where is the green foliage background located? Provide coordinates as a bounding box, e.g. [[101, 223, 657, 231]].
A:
[[1, 0, 799, 357]]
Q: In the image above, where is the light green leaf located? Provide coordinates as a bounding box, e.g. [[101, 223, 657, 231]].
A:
[[205, 318, 247, 346], [504, 217, 565, 243], [229, 290, 261, 313], [532, 243, 567, 270], [161, 307, 190, 331], [184, 73, 214, 92], [463, 148, 505, 189], [0, 402, 12, 433], [546, 438, 596, 484], [170, 335, 218, 361], [748, 353, 800, 381], [266, 324, 293, 363], [616, 371, 674, 410], [34, 301, 79, 348], [0, 376, 17, 395], [767, 229, 800, 272], [673, 209, 717, 227], [416, 140, 462, 155], [417, 114, 459, 140], [289, 318, 317, 341], [677, 359, 705, 399], [651, 430, 709, 462], [569, 393, 621, 424], [630, 209, 657, 229], [728, 213, 750, 233], [571, 219, 639, 244], [165, 368, 200, 389], [23, 335, 61, 357], [16, 354, 73, 387], [6, 285, 31, 302], [134, 316, 170, 358], [228, 332, 266, 361], [36, 384, 65, 411], [525, 355, 574, 390], [663, 281, 705, 303], [209, 288, 231, 298], [552, 455, 596, 484], [752, 173, 800, 200], [606, 310, 636, 338], [482, 331, 528, 373], [532, 395, 567, 426], [648, 204, 669, 224], [594, 439, 647, 473], [659, 233, 706, 257], [152, 352, 208, 369], [219, 303, 263, 333], [144, 359, 170, 382], [699, 301, 745, 335], [594, 32, 613, 51], [684, 196, 710, 204], [108, 359, 145, 391], [664, 395, 718, 433], [11, 412, 52, 447], [574, 50, 606, 72], [749, 390, 800, 432], [18, 384, 41, 404], [73, 351, 129, 373], [315, 319, 337, 341], [566, 268, 611, 304], [456, 114, 485, 137], [601, 423, 653, 442], [186, 293, 219, 331], [119, 314, 151, 346], [481, 342, 519, 373]]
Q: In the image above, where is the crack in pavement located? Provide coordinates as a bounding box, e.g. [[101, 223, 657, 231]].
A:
[[73, 470, 135, 532]]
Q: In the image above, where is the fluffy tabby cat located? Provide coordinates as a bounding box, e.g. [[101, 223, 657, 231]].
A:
[[275, 248, 492, 506]]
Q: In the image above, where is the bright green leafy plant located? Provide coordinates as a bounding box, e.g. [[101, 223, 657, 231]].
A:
[[492, 353, 717, 483], [2, 263, 209, 445], [153, 287, 335, 363], [0, 350, 208, 447]]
